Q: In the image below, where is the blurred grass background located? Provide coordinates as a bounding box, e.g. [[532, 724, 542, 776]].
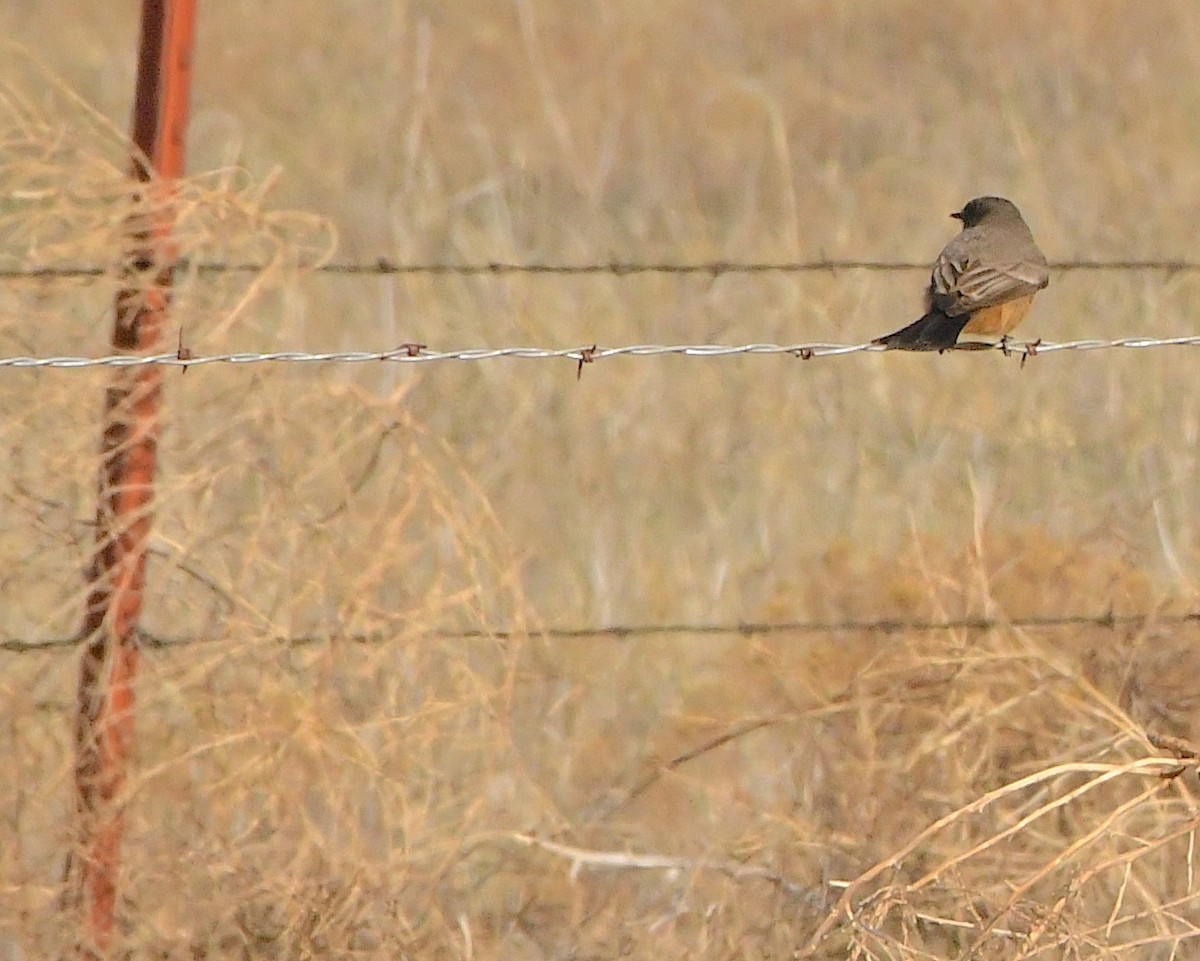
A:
[[1, 2, 1199, 958]]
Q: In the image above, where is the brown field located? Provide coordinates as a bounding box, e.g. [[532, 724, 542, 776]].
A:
[[2, 3, 1200, 958]]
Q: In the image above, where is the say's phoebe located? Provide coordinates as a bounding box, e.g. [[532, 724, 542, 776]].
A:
[[873, 196, 1049, 351]]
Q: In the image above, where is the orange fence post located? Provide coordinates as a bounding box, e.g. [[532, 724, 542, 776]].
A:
[[73, 2, 195, 957]]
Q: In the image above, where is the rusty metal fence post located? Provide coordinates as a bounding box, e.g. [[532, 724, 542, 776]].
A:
[[72, 2, 195, 957]]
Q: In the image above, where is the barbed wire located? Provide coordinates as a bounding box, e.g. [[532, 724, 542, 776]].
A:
[[6, 258, 1200, 281], [3, 608, 1194, 655], [3, 335, 1200, 371]]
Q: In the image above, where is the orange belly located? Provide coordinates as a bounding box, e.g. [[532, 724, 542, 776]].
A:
[[960, 293, 1037, 336]]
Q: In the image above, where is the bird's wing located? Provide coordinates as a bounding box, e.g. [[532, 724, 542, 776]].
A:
[[931, 252, 1048, 316]]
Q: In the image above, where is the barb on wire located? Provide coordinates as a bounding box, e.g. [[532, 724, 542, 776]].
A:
[[6, 258, 1200, 281], [1, 336, 1200, 370], [4, 609, 1195, 655]]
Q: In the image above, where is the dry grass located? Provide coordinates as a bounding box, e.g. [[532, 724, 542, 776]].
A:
[[3, 4, 1200, 958]]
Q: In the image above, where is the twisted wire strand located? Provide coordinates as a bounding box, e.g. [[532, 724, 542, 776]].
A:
[[3, 609, 1193, 655], [6, 258, 1200, 280], [0, 336, 1198, 369]]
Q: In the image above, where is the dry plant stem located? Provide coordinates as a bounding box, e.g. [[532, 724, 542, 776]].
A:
[[505, 833, 817, 901], [960, 780, 1164, 959], [72, 2, 194, 958], [605, 715, 783, 814], [800, 756, 1197, 956]]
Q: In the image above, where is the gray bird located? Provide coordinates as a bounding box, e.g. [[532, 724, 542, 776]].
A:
[[873, 196, 1049, 351]]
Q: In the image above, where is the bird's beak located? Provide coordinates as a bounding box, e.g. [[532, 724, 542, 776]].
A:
[[950, 210, 964, 221]]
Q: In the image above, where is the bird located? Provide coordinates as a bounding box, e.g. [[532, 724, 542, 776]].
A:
[[872, 196, 1049, 352]]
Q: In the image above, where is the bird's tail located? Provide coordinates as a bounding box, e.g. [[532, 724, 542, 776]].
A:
[[872, 309, 970, 352]]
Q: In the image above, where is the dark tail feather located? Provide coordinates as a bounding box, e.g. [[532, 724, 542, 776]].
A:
[[872, 309, 969, 352]]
